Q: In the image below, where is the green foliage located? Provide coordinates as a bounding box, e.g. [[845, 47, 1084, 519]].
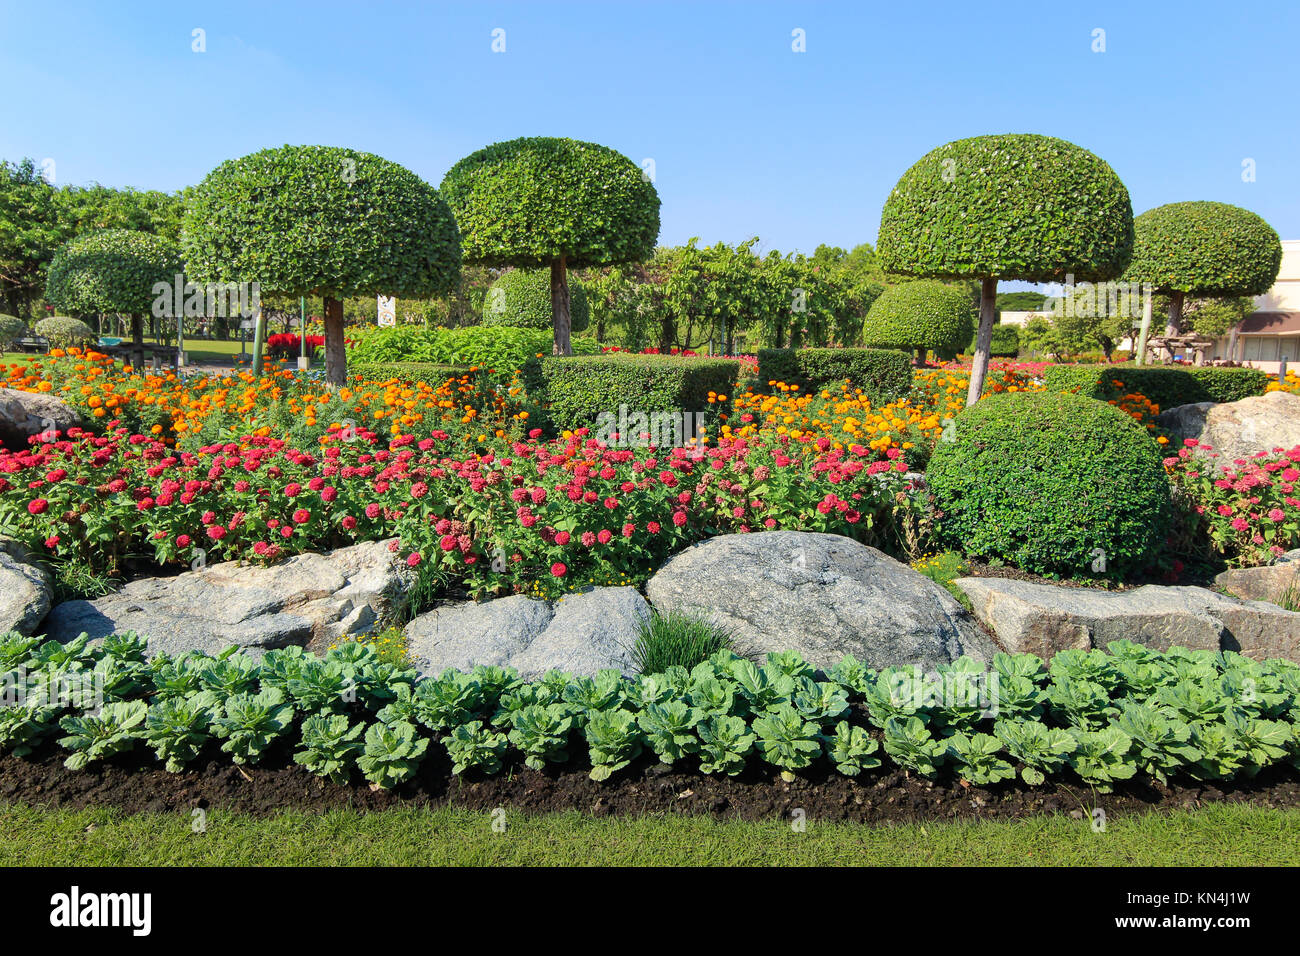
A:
[[878, 134, 1134, 283], [993, 720, 1076, 785], [293, 713, 363, 784], [696, 714, 756, 775], [752, 703, 823, 776], [34, 316, 95, 349], [183, 145, 461, 299], [144, 691, 220, 771], [45, 229, 181, 317], [529, 352, 739, 437], [585, 708, 644, 781], [360, 719, 430, 786], [506, 703, 576, 770], [996, 291, 1048, 311], [862, 280, 976, 354], [212, 687, 294, 765], [1113, 702, 1200, 784], [630, 610, 734, 675], [1043, 363, 1269, 408], [440, 136, 660, 270], [882, 715, 946, 777], [0, 704, 60, 757], [0, 314, 25, 350], [1123, 201, 1283, 297], [347, 324, 599, 378], [1066, 727, 1137, 791], [968, 323, 1020, 357], [944, 732, 1016, 785], [928, 390, 1172, 577], [57, 700, 147, 770], [823, 720, 882, 776], [755, 347, 913, 403], [484, 268, 590, 333], [637, 700, 702, 763]]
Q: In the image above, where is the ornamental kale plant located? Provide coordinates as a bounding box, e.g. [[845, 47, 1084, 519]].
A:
[[360, 719, 430, 786], [993, 720, 1076, 785], [696, 715, 756, 776], [294, 714, 364, 784], [752, 704, 822, 779], [212, 687, 295, 765], [1066, 727, 1137, 791], [882, 716, 946, 777], [636, 700, 702, 764], [507, 704, 576, 770], [1113, 702, 1201, 784], [944, 732, 1016, 785], [823, 721, 881, 777], [585, 708, 643, 781], [443, 720, 507, 776], [144, 691, 220, 771], [58, 701, 147, 770], [0, 704, 60, 757]]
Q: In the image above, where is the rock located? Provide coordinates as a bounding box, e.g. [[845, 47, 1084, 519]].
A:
[[0, 536, 53, 636], [404, 587, 647, 680], [509, 588, 648, 680], [0, 388, 83, 451], [954, 577, 1300, 662], [407, 595, 552, 674], [643, 531, 995, 671], [1215, 550, 1300, 607], [1158, 391, 1300, 462], [43, 540, 411, 658]]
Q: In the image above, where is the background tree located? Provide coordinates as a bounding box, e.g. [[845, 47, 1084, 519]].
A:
[[184, 145, 461, 385], [877, 134, 1134, 405], [1051, 282, 1143, 361], [0, 159, 63, 317], [483, 267, 590, 332], [995, 290, 1049, 311], [44, 229, 181, 368], [1123, 201, 1281, 349], [440, 137, 660, 355], [862, 280, 976, 363]]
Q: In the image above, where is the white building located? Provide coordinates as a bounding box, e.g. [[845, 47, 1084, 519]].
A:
[[1209, 238, 1300, 373]]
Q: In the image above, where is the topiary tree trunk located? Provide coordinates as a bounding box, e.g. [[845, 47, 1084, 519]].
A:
[[550, 257, 572, 356], [965, 278, 998, 406], [323, 295, 347, 385], [130, 314, 144, 370]]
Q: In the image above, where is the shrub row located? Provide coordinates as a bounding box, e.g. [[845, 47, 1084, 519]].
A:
[[1044, 363, 1269, 408], [756, 347, 913, 404], [526, 352, 740, 437], [4, 632, 1298, 791], [348, 362, 475, 386]]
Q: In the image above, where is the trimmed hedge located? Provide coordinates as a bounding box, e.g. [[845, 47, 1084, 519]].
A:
[[1044, 364, 1269, 409], [483, 268, 590, 333], [862, 281, 976, 355], [1123, 201, 1283, 298], [45, 229, 182, 316], [756, 348, 913, 404], [348, 362, 474, 386], [528, 353, 740, 438], [929, 391, 1172, 577], [35, 316, 96, 349]]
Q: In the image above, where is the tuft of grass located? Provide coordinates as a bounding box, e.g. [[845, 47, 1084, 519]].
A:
[[50, 559, 120, 603], [631, 609, 734, 675], [1277, 581, 1300, 613]]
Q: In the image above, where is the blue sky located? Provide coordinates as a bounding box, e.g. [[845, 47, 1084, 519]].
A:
[[4, 0, 1297, 273]]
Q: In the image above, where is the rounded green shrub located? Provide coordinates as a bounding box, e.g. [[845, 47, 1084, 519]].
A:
[[862, 281, 975, 354], [183, 145, 461, 299], [878, 134, 1134, 283], [35, 316, 96, 349], [0, 314, 26, 351], [927, 391, 1171, 577], [483, 268, 590, 333], [440, 137, 659, 269], [967, 323, 1020, 357], [45, 229, 182, 315], [1123, 201, 1282, 297]]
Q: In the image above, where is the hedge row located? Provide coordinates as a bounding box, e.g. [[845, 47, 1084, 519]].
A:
[[756, 348, 913, 404], [349, 362, 475, 386], [1043, 364, 1269, 409], [526, 353, 740, 438]]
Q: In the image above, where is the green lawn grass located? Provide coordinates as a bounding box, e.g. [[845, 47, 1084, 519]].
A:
[[1, 803, 1296, 866]]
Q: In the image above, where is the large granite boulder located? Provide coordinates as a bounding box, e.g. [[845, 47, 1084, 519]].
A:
[[954, 577, 1300, 662], [1215, 550, 1300, 607], [643, 531, 995, 671], [1157, 391, 1300, 462], [43, 540, 412, 657], [406, 587, 647, 680], [0, 388, 82, 451], [0, 536, 53, 636]]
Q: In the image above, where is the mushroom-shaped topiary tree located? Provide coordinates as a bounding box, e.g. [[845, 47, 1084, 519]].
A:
[[183, 145, 462, 386], [861, 280, 976, 363], [440, 137, 660, 355], [483, 267, 590, 333], [0, 314, 25, 354], [877, 134, 1134, 405], [45, 229, 182, 368], [1122, 201, 1282, 350]]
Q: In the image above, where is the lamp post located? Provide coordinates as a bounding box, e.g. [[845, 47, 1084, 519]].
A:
[[298, 296, 309, 371]]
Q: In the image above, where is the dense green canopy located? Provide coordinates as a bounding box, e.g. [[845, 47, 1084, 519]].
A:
[[484, 268, 590, 333], [862, 280, 976, 354], [45, 228, 181, 316], [1123, 201, 1282, 297]]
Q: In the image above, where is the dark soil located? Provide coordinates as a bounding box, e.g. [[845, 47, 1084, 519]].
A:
[[3, 738, 1298, 824]]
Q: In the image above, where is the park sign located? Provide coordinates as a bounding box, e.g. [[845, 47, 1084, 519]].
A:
[[378, 296, 396, 327]]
